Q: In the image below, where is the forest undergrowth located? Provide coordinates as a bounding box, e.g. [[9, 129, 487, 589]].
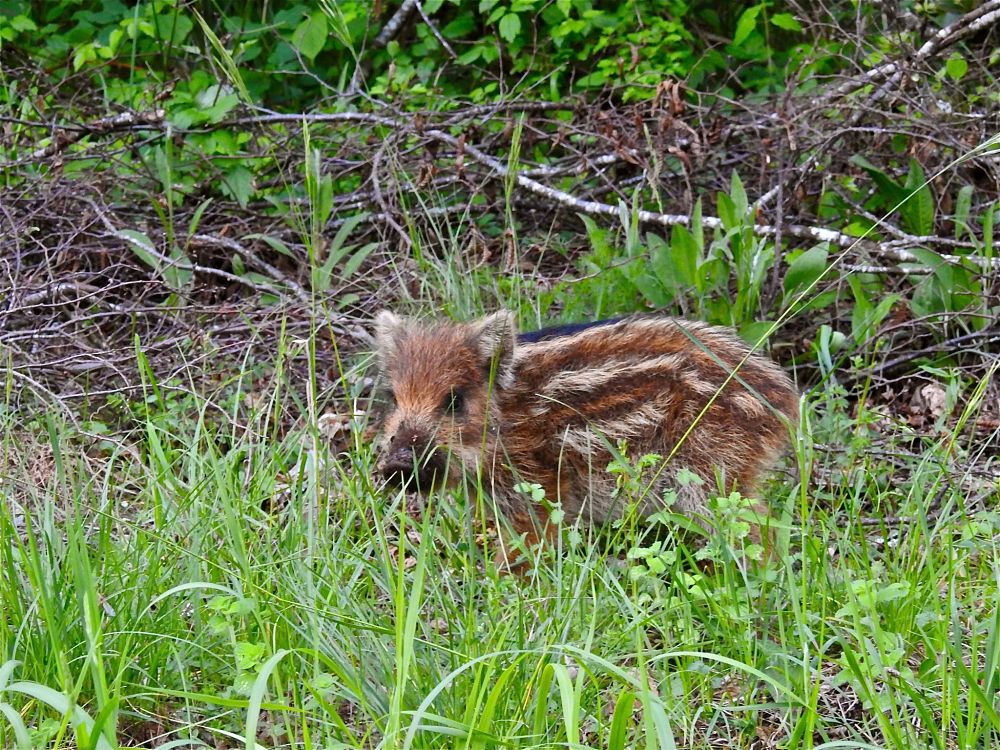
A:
[[1, 1, 999, 747]]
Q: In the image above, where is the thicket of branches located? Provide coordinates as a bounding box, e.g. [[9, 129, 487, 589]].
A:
[[1, 0, 998, 424]]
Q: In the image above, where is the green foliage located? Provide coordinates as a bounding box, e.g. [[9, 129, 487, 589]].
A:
[[558, 176, 783, 340], [0, 0, 817, 108]]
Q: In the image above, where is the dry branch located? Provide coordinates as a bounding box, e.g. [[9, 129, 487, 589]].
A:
[[27, 109, 166, 162], [818, 0, 1000, 104]]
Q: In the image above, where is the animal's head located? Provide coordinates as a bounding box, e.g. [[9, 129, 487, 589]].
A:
[[371, 310, 517, 491]]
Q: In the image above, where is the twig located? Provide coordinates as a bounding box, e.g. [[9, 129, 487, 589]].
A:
[[27, 109, 166, 162], [428, 126, 1000, 269], [189, 233, 372, 345], [111, 229, 271, 291], [328, 204, 471, 228], [863, 326, 1000, 379], [369, 141, 413, 251], [414, 0, 457, 59], [7, 368, 79, 426]]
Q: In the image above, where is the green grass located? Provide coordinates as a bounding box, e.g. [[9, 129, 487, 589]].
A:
[[0, 323, 997, 750]]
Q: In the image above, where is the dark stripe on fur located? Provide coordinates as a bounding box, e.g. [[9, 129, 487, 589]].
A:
[[517, 317, 624, 343]]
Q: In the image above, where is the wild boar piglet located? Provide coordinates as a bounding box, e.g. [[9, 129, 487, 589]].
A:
[[372, 310, 799, 559]]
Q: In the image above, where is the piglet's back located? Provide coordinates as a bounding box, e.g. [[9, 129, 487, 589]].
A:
[[495, 316, 798, 521]]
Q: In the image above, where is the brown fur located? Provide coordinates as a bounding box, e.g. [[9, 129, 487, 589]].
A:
[[372, 310, 799, 569]]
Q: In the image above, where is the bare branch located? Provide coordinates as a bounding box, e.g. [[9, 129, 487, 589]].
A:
[[24, 109, 166, 164], [817, 0, 1000, 105], [373, 0, 419, 48]]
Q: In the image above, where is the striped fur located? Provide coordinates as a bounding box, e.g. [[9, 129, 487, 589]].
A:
[[372, 310, 799, 556]]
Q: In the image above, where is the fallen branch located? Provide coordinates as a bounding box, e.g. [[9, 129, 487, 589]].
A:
[[865, 325, 1000, 379], [818, 0, 1000, 105], [27, 109, 166, 163], [414, 0, 457, 59], [188, 233, 312, 305], [189, 233, 374, 345]]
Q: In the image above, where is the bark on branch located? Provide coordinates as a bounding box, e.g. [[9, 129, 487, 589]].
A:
[[27, 109, 166, 162], [817, 0, 1000, 105]]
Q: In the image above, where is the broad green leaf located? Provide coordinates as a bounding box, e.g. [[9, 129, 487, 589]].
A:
[[901, 159, 935, 236], [547, 664, 579, 747], [783, 244, 828, 297], [195, 83, 239, 122], [456, 47, 482, 64], [641, 688, 677, 750], [865, 295, 900, 341], [729, 170, 748, 218], [327, 214, 367, 265], [770, 13, 802, 31], [315, 174, 334, 227], [847, 275, 872, 341], [739, 320, 774, 346], [608, 689, 635, 750], [717, 192, 737, 231], [11, 15, 37, 32], [691, 198, 704, 250], [117, 229, 160, 272], [0, 701, 32, 750], [4, 682, 113, 750], [442, 15, 476, 37], [243, 233, 295, 257], [219, 165, 254, 208], [153, 11, 193, 44], [498, 13, 521, 43], [292, 12, 328, 61], [672, 226, 700, 287], [698, 257, 728, 294], [621, 261, 670, 307], [245, 649, 292, 750], [954, 184, 973, 240], [340, 242, 378, 280], [850, 154, 907, 209], [732, 4, 762, 46], [646, 234, 677, 290], [486, 6, 507, 25], [234, 641, 267, 671], [531, 660, 555, 740], [470, 662, 519, 750], [0, 660, 20, 690], [945, 53, 968, 81], [73, 42, 97, 71]]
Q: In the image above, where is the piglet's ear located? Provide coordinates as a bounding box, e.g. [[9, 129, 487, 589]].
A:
[[373, 310, 407, 366], [472, 310, 517, 388]]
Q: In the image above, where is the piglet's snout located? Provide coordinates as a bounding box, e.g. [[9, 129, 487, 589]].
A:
[[378, 429, 444, 490]]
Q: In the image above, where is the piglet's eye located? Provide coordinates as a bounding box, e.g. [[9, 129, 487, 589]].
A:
[[441, 389, 465, 416]]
